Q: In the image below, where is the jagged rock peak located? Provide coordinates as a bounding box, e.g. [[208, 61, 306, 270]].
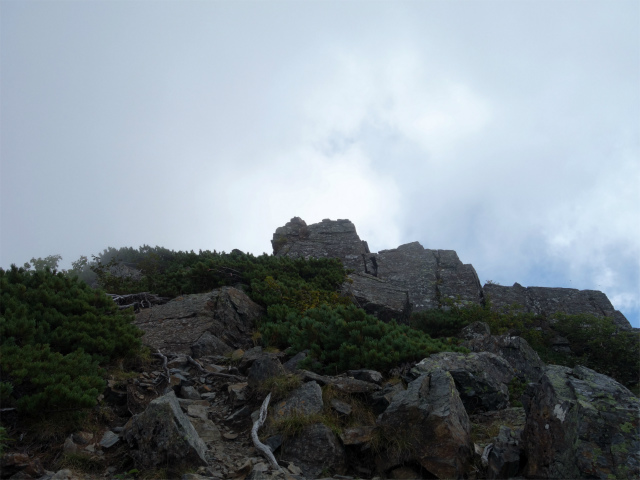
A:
[[271, 218, 631, 330], [271, 217, 369, 271], [271, 218, 483, 321]]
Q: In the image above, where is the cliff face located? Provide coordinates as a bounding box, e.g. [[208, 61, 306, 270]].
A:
[[272, 217, 632, 330]]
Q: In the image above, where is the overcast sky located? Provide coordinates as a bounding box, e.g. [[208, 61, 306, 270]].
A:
[[1, 1, 638, 326]]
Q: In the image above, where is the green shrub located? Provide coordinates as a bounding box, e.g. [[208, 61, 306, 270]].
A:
[[0, 266, 142, 416], [552, 313, 640, 388], [260, 303, 467, 374], [508, 377, 527, 407], [85, 246, 348, 300], [410, 308, 472, 338], [0, 425, 11, 455], [411, 297, 639, 390]]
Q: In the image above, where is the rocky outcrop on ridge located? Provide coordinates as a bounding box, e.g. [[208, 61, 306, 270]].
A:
[[272, 217, 632, 329], [3, 220, 637, 480], [272, 217, 484, 322], [484, 282, 632, 330], [271, 217, 369, 271]]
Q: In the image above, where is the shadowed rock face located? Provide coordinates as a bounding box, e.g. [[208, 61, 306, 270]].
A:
[[484, 282, 632, 330], [377, 370, 473, 479], [522, 365, 640, 480], [123, 391, 208, 469], [280, 423, 347, 478], [411, 352, 516, 413]]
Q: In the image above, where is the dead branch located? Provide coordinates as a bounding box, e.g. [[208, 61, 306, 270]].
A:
[[251, 393, 281, 471], [153, 350, 171, 393]]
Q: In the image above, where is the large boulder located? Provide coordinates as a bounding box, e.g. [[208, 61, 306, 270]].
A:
[[465, 334, 545, 384], [411, 352, 515, 413], [279, 423, 347, 478], [377, 369, 473, 479], [123, 391, 208, 469], [134, 287, 263, 356], [484, 282, 632, 331], [523, 364, 640, 479], [273, 381, 323, 419], [247, 355, 286, 389]]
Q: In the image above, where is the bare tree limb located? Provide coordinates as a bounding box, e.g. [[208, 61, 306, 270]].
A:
[[186, 355, 205, 373], [153, 350, 171, 393], [252, 393, 281, 471], [185, 355, 246, 381]]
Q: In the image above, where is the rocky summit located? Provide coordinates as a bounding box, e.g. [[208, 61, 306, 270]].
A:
[[273, 217, 632, 330], [1, 217, 637, 480]]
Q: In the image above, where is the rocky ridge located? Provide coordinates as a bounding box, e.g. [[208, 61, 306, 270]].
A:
[[272, 217, 632, 331], [13, 288, 635, 479], [2, 218, 638, 480]]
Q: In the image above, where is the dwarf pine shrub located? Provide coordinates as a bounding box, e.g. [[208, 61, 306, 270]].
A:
[[552, 312, 640, 388], [260, 303, 467, 374], [85, 246, 348, 299], [0, 266, 142, 415], [411, 298, 639, 390]]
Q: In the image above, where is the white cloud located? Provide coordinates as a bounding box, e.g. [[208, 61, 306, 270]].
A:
[[217, 142, 402, 255]]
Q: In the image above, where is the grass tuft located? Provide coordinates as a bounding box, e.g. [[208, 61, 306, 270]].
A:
[[57, 452, 105, 474], [258, 374, 302, 402]]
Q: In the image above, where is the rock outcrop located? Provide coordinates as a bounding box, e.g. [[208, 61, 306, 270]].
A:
[[485, 282, 632, 330], [465, 330, 546, 384], [272, 217, 484, 322], [343, 272, 411, 323], [411, 352, 516, 413], [272, 217, 630, 328], [123, 391, 208, 470], [134, 286, 263, 355], [271, 217, 369, 271], [377, 369, 473, 479], [522, 364, 640, 479]]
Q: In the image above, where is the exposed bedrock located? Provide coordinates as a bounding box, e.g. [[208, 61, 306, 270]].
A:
[[484, 282, 632, 330], [272, 217, 630, 329], [272, 217, 483, 321]]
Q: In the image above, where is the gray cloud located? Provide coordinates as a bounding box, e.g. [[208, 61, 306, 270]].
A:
[[1, 1, 637, 325]]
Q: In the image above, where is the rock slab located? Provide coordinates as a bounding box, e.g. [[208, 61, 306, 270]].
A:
[[377, 369, 473, 479], [412, 351, 515, 413], [123, 391, 208, 469], [134, 287, 263, 356], [523, 364, 640, 480], [280, 423, 347, 478], [485, 282, 632, 330]]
